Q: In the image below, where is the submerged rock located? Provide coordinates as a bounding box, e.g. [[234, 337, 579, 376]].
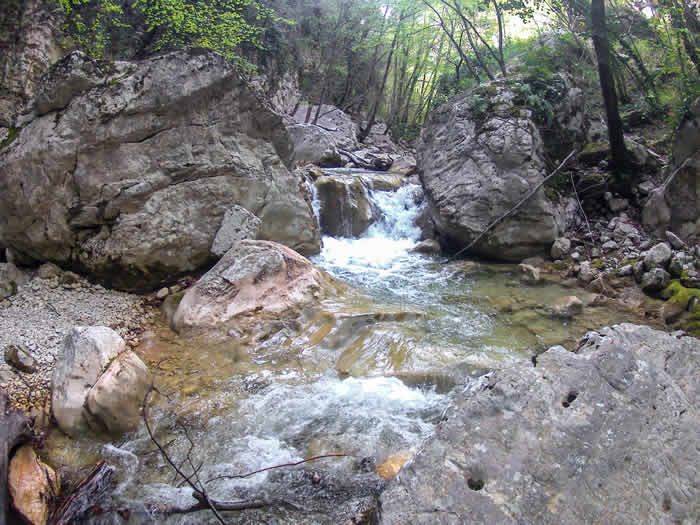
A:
[[0, 49, 319, 291], [172, 240, 338, 334], [378, 324, 699, 524]]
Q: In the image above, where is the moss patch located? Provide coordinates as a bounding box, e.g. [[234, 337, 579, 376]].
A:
[[591, 258, 606, 269], [0, 127, 18, 149], [660, 280, 700, 309]]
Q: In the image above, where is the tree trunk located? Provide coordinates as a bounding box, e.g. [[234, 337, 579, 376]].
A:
[[359, 15, 402, 143], [591, 0, 628, 178]]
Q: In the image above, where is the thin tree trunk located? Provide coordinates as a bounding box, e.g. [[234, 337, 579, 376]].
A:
[[421, 0, 481, 83], [591, 0, 628, 177], [359, 14, 402, 143]]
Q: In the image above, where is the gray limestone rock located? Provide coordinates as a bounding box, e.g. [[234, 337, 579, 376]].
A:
[[51, 326, 125, 436], [601, 239, 618, 253], [377, 324, 699, 525], [418, 74, 584, 262], [0, 263, 28, 300], [550, 237, 571, 260], [666, 230, 687, 250], [172, 240, 337, 335], [617, 264, 634, 277], [0, 49, 320, 291], [577, 261, 597, 285], [643, 97, 700, 241], [315, 175, 375, 237], [641, 268, 671, 294], [644, 242, 673, 270], [210, 205, 261, 258], [668, 254, 684, 277]]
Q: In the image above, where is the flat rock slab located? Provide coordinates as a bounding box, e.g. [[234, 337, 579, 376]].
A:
[[377, 324, 699, 524]]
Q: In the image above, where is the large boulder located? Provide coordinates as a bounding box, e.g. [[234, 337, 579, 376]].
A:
[[51, 326, 150, 436], [378, 324, 699, 524], [315, 175, 375, 237], [643, 97, 700, 240], [172, 240, 338, 334], [418, 75, 583, 261], [287, 104, 360, 167], [0, 49, 320, 291]]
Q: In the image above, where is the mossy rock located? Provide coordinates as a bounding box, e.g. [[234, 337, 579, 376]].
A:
[[0, 127, 18, 149], [579, 142, 610, 166], [591, 258, 606, 269], [660, 280, 700, 308], [680, 310, 700, 337]]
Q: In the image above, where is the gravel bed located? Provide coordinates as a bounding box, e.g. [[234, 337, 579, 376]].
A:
[[0, 270, 156, 412]]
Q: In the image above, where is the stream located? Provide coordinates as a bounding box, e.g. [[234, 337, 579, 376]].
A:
[[47, 169, 658, 524]]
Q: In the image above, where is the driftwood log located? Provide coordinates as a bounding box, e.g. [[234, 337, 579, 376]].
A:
[[0, 388, 32, 525], [51, 461, 115, 525]]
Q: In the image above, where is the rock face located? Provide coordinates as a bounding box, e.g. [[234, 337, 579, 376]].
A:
[[51, 326, 151, 436], [173, 240, 338, 334], [378, 324, 699, 524], [0, 0, 65, 127], [0, 49, 320, 291], [316, 175, 375, 237], [0, 262, 28, 299], [419, 75, 583, 261], [643, 97, 700, 240], [210, 205, 261, 258], [9, 445, 59, 525]]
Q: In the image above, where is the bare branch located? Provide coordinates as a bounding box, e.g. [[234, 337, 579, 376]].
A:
[[205, 454, 351, 485], [451, 149, 578, 259]]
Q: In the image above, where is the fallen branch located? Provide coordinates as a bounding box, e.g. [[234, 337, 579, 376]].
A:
[[205, 454, 351, 484], [569, 170, 593, 259], [451, 149, 578, 259], [658, 149, 699, 193], [142, 388, 350, 522], [51, 461, 115, 525]]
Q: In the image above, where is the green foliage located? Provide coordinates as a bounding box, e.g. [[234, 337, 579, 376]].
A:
[[511, 81, 554, 126], [469, 93, 489, 117], [55, 0, 287, 71], [0, 127, 18, 150]]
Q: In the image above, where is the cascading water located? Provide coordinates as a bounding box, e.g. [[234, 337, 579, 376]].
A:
[[64, 169, 654, 524]]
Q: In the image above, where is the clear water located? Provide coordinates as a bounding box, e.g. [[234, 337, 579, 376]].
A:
[[48, 171, 659, 523]]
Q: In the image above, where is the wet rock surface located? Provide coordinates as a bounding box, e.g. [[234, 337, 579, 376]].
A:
[[377, 324, 699, 524]]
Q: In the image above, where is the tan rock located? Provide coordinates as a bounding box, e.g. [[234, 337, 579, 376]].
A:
[[173, 240, 339, 335], [376, 450, 414, 480], [9, 446, 59, 525], [86, 350, 152, 435], [553, 296, 584, 319], [519, 263, 541, 284], [409, 239, 441, 255]]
